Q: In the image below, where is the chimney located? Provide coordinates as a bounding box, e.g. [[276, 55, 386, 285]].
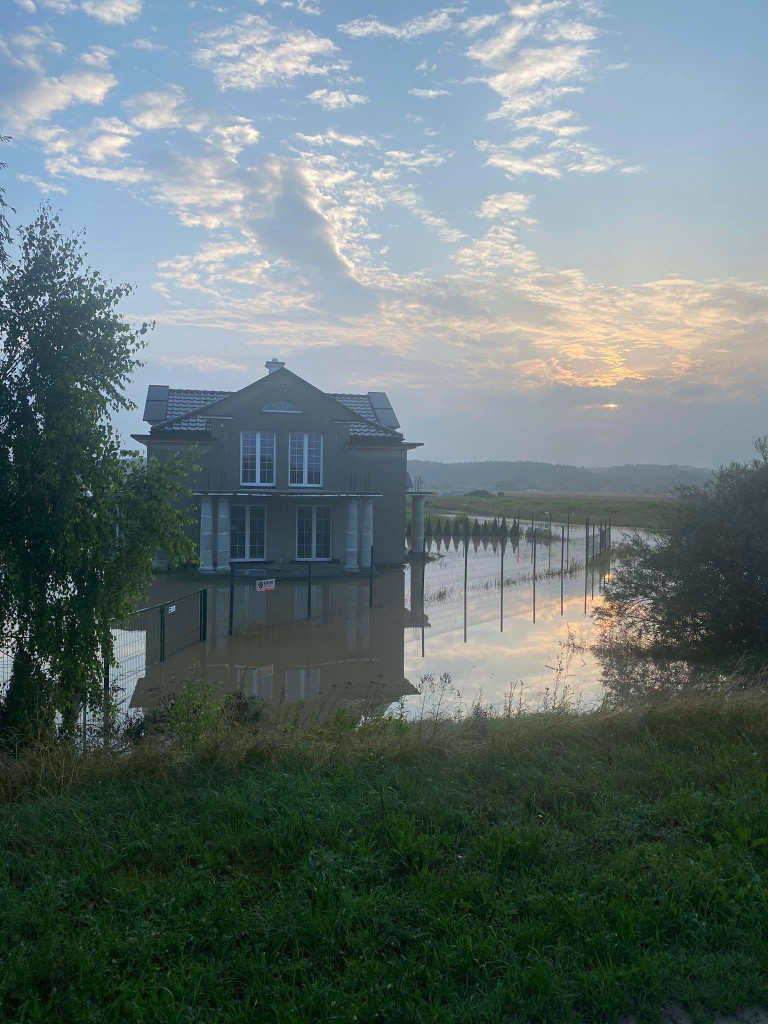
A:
[[265, 358, 285, 375]]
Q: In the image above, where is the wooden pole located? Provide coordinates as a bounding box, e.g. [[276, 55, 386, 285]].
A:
[[532, 527, 537, 624]]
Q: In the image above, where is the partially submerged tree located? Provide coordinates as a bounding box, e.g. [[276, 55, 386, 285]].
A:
[[0, 207, 195, 743], [598, 439, 768, 660]]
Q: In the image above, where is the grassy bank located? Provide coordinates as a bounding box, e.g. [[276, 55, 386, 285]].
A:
[[419, 493, 672, 531], [2, 694, 768, 1023]]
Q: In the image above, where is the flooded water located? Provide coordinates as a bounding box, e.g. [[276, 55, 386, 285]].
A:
[[102, 522, 640, 726]]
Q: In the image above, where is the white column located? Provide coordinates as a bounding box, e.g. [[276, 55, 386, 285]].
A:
[[215, 497, 230, 572], [199, 497, 214, 572], [344, 499, 360, 572], [410, 494, 426, 558], [360, 499, 373, 568]]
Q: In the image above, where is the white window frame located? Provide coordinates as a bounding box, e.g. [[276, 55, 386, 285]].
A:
[[288, 431, 323, 488], [263, 401, 302, 414], [295, 504, 331, 561], [240, 431, 276, 487], [230, 504, 267, 561]]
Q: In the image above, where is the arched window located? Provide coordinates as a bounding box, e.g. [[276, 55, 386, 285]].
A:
[[262, 400, 302, 414]]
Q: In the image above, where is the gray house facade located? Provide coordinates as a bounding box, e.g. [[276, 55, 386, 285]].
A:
[[132, 360, 422, 572]]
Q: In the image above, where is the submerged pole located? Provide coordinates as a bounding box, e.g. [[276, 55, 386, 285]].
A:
[[421, 534, 426, 658], [500, 533, 505, 633], [591, 523, 596, 599], [584, 516, 589, 615], [532, 526, 537, 624], [463, 519, 469, 644], [228, 569, 234, 636], [566, 511, 570, 563], [560, 525, 565, 615]]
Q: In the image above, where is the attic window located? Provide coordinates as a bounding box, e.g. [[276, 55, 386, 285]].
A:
[[263, 400, 302, 414]]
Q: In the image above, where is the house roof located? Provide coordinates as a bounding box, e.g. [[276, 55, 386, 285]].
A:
[[144, 383, 403, 439]]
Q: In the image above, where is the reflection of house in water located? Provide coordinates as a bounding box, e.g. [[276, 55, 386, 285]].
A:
[[131, 571, 419, 721]]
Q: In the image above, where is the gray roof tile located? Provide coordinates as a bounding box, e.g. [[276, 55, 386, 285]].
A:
[[148, 386, 402, 438]]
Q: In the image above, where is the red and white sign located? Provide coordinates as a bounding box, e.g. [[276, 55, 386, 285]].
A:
[[256, 578, 276, 592]]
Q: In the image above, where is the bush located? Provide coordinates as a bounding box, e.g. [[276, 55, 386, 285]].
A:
[[599, 437, 768, 659]]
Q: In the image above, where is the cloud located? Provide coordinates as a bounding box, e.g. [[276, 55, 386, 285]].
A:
[[306, 88, 368, 109], [339, 8, 458, 41], [156, 355, 248, 372], [294, 129, 377, 148], [514, 108, 584, 136], [80, 0, 142, 24], [477, 141, 562, 178], [4, 70, 116, 130], [124, 87, 208, 132], [385, 147, 453, 170], [194, 15, 339, 91], [80, 45, 115, 69], [0, 25, 64, 72], [14, 0, 37, 11], [459, 13, 503, 36], [206, 119, 260, 158], [484, 45, 595, 119], [17, 172, 68, 193], [477, 192, 534, 218], [409, 88, 451, 98], [129, 38, 168, 52]]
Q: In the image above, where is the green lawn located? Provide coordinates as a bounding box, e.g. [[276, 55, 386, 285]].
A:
[[2, 696, 768, 1023], [418, 492, 673, 531]]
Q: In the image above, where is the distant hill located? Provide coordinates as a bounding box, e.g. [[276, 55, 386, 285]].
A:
[[407, 460, 713, 495]]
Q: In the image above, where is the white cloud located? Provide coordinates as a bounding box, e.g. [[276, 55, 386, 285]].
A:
[[339, 8, 458, 41], [515, 108, 584, 136], [409, 88, 451, 98], [156, 355, 248, 372], [466, 21, 535, 64], [0, 25, 64, 73], [385, 147, 454, 170], [484, 44, 594, 119], [17, 172, 67, 193], [477, 192, 533, 218], [14, 0, 37, 11], [207, 119, 261, 158], [80, 45, 115, 69], [80, 0, 142, 24], [460, 13, 503, 36], [306, 88, 368, 110], [40, 0, 76, 11], [295, 129, 377, 148], [5, 71, 117, 130], [124, 87, 208, 132], [195, 15, 339, 91], [130, 38, 168, 52]]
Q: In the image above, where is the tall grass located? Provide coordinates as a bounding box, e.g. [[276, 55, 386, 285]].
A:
[[2, 685, 768, 1022]]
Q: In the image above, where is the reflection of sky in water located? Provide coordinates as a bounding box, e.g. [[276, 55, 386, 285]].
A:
[[1, 524, 636, 724]]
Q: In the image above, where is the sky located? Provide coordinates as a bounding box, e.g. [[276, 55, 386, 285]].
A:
[[1, 0, 767, 468]]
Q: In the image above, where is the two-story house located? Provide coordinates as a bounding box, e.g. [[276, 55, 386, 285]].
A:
[[131, 360, 423, 572]]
